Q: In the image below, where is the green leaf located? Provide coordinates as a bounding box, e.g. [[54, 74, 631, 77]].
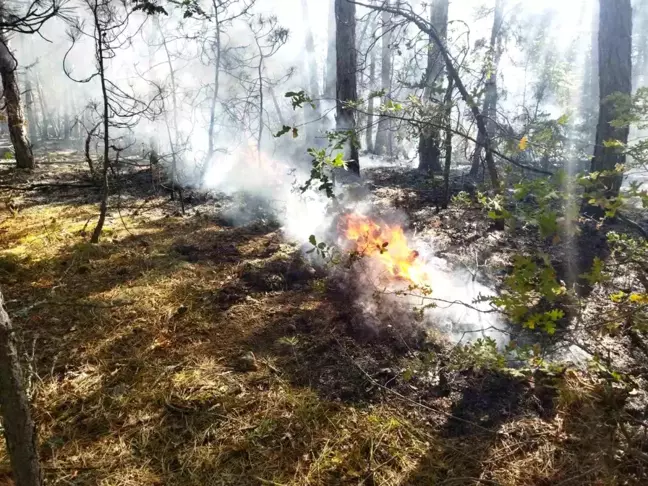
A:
[[274, 125, 292, 138], [331, 152, 346, 168], [603, 139, 625, 149], [309, 235, 317, 246]]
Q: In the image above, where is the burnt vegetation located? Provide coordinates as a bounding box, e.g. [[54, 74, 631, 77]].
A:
[[1, 0, 648, 485]]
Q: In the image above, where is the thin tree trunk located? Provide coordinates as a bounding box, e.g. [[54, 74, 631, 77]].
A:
[[91, 7, 110, 244], [268, 86, 286, 126], [584, 0, 632, 215], [85, 121, 101, 179], [159, 19, 180, 200], [257, 53, 264, 164], [207, 0, 222, 163], [470, 0, 504, 176], [442, 77, 454, 208], [0, 30, 34, 170], [0, 289, 43, 486], [63, 93, 71, 141], [34, 74, 49, 141], [301, 0, 321, 115], [335, 0, 360, 175], [325, 0, 337, 99], [366, 45, 377, 153], [24, 74, 38, 146], [418, 0, 448, 173], [374, 4, 393, 156]]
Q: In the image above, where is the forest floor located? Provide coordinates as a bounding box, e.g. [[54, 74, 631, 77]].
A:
[[0, 153, 645, 485]]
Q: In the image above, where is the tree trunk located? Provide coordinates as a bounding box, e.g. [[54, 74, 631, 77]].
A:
[[24, 75, 38, 146], [470, 0, 504, 176], [91, 11, 110, 244], [418, 0, 448, 173], [34, 74, 49, 141], [584, 0, 632, 215], [63, 92, 71, 141], [301, 0, 321, 110], [0, 33, 34, 170], [159, 18, 181, 200], [325, 0, 337, 99], [335, 0, 360, 176], [206, 0, 221, 165], [442, 76, 454, 209], [365, 45, 377, 153], [374, 4, 393, 156], [633, 1, 648, 90], [0, 290, 43, 486], [268, 86, 286, 126]]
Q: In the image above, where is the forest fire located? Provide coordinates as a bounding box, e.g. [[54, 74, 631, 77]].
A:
[[340, 214, 429, 286]]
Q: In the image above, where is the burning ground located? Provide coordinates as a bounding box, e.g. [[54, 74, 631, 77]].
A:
[[1, 158, 647, 485]]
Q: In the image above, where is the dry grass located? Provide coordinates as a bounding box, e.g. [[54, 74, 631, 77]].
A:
[[0, 190, 645, 485]]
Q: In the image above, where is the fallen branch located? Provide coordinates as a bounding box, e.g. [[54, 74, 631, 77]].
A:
[[617, 212, 648, 239], [0, 182, 96, 191], [11, 299, 135, 317]]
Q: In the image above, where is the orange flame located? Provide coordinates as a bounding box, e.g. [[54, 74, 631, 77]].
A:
[[341, 213, 428, 286]]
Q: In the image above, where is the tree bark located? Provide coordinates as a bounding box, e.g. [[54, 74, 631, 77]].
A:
[[325, 0, 337, 99], [584, 0, 632, 214], [0, 289, 43, 486], [365, 45, 377, 153], [207, 0, 222, 165], [335, 0, 360, 176], [418, 0, 448, 173], [374, 4, 393, 156], [91, 5, 111, 244], [301, 0, 321, 112], [0, 30, 34, 170], [442, 76, 454, 208], [470, 0, 504, 176], [34, 74, 49, 141], [24, 74, 38, 146]]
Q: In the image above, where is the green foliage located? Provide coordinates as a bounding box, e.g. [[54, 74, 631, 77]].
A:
[[579, 257, 608, 285], [132, 0, 168, 16], [301, 146, 345, 199], [449, 338, 506, 371], [306, 235, 340, 264], [491, 255, 566, 335], [273, 125, 298, 138], [285, 90, 315, 110]]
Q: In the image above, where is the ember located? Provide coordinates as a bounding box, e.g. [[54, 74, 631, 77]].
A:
[[340, 213, 429, 286]]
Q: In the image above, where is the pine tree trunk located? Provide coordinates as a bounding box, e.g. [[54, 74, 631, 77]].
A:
[[0, 290, 43, 486], [470, 0, 504, 176], [584, 0, 632, 214], [91, 11, 110, 244], [335, 0, 360, 176], [442, 77, 454, 208], [0, 34, 34, 170], [24, 75, 39, 146], [365, 46, 377, 153], [418, 0, 448, 173], [374, 5, 393, 156], [325, 0, 337, 99], [301, 0, 321, 110], [206, 0, 221, 166], [34, 74, 49, 141]]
